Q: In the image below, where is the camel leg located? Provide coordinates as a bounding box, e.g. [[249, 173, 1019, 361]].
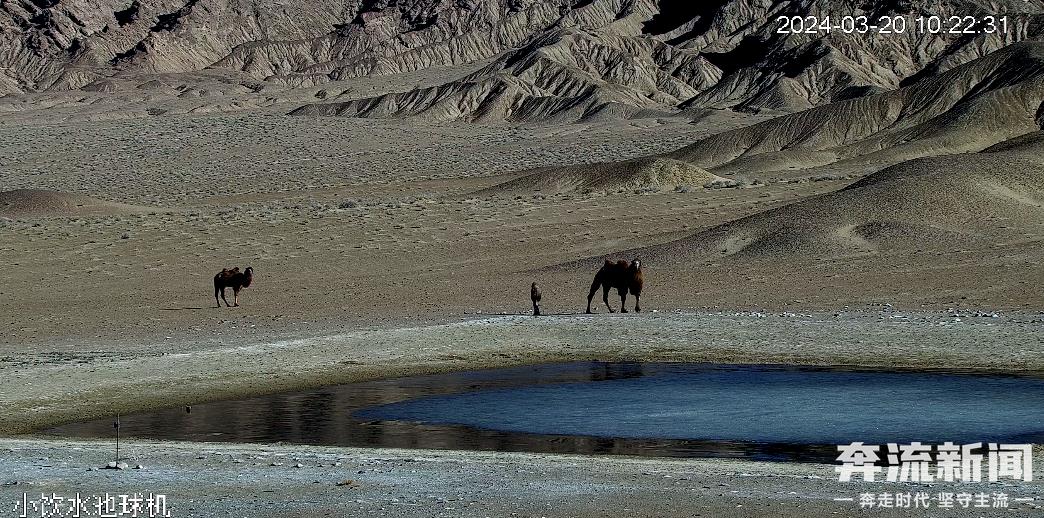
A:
[[634, 293, 641, 313], [214, 285, 221, 308], [220, 287, 231, 307], [233, 286, 241, 307], [619, 288, 628, 313], [533, 301, 540, 316], [586, 276, 601, 314], [602, 285, 614, 313]]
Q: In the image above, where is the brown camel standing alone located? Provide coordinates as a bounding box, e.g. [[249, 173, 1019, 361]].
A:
[[213, 266, 253, 307], [586, 259, 643, 314], [531, 282, 542, 316]]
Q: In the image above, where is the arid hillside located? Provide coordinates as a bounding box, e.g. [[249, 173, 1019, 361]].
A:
[[3, 0, 1043, 120], [666, 41, 1044, 177]]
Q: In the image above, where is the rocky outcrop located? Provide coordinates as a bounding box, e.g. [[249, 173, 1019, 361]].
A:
[[2, 0, 1043, 121], [285, 0, 1044, 120], [0, 0, 345, 92]]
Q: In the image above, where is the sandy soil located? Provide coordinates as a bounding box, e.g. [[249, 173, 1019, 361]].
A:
[[0, 111, 805, 347], [1, 436, 1041, 517], [5, 113, 1042, 349], [3, 111, 1044, 516]]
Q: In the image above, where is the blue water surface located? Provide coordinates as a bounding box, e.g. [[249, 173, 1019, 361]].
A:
[[355, 365, 1044, 444]]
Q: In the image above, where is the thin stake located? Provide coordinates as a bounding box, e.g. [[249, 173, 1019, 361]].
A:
[[114, 413, 120, 465]]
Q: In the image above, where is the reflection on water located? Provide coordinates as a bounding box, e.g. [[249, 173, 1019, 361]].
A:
[[43, 363, 1044, 461]]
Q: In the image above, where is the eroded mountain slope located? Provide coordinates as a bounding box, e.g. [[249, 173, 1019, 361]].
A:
[[4, 0, 1043, 121]]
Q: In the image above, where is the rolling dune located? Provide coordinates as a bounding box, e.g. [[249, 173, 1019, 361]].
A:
[[0, 189, 151, 218], [635, 149, 1044, 263], [668, 42, 1044, 177], [477, 157, 733, 196]]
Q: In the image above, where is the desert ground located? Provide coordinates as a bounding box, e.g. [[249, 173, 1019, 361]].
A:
[[1, 89, 1044, 516], [3, 110, 1044, 351], [2, 104, 1044, 517], [5, 0, 1044, 514], [1, 437, 1042, 517]]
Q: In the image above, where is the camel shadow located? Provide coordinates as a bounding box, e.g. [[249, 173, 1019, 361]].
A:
[[517, 311, 639, 317], [546, 312, 638, 316]]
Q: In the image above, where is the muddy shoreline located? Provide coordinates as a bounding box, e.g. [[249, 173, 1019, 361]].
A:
[[4, 311, 1044, 435], [3, 311, 1043, 517]]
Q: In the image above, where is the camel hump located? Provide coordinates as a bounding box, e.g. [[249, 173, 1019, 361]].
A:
[[615, 260, 628, 268], [603, 259, 613, 267]]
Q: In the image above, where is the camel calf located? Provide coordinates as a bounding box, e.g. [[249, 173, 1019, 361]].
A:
[[586, 259, 643, 314], [531, 282, 542, 316], [214, 266, 253, 307]]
